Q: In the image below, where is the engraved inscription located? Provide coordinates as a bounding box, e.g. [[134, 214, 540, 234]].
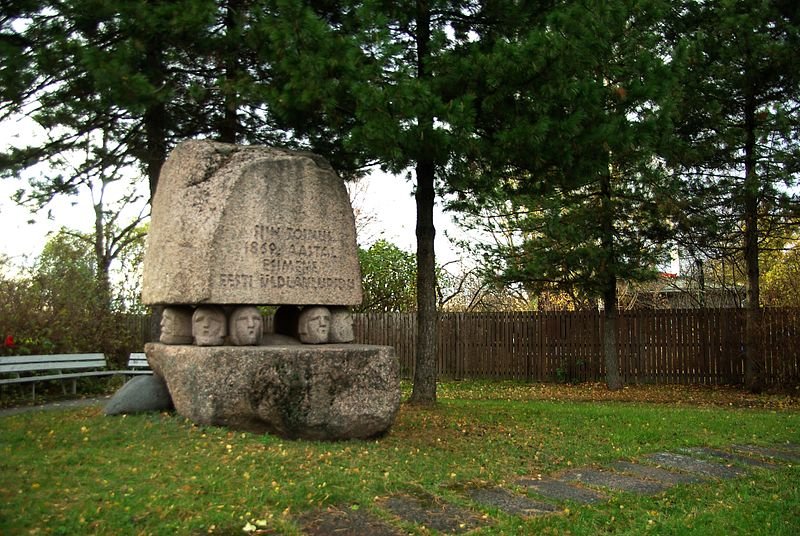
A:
[[245, 240, 339, 259], [261, 258, 318, 274], [259, 275, 357, 291], [215, 223, 354, 291], [214, 272, 357, 291], [243, 224, 341, 275], [218, 273, 254, 289]]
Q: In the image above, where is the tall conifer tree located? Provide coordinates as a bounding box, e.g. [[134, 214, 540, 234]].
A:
[[448, 0, 679, 390], [265, 0, 492, 403], [667, 0, 800, 392]]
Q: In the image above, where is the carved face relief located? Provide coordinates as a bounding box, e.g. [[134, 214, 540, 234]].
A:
[[229, 306, 263, 345], [297, 306, 331, 344], [160, 306, 194, 344], [329, 307, 354, 343], [192, 306, 227, 346]]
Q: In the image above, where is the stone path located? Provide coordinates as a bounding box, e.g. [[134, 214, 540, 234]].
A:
[[300, 442, 800, 534], [515, 475, 608, 504], [465, 487, 559, 517]]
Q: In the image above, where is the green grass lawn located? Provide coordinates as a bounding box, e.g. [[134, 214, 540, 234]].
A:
[[1, 381, 798, 535]]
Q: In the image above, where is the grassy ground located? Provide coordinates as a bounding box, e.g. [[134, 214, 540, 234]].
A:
[[1, 380, 798, 535]]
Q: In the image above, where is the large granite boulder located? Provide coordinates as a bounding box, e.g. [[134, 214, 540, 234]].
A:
[[138, 141, 398, 441], [146, 343, 400, 440], [142, 140, 362, 306]]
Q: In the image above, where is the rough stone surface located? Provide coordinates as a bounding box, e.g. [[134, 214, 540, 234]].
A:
[[142, 140, 362, 306], [104, 375, 173, 416], [682, 447, 776, 469], [515, 477, 607, 504], [145, 342, 400, 440], [559, 468, 672, 495], [644, 452, 744, 479], [466, 487, 559, 517], [610, 461, 705, 485], [731, 445, 800, 463]]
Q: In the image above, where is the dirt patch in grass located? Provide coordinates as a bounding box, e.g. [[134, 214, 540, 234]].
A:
[[300, 506, 404, 536], [379, 491, 488, 534]]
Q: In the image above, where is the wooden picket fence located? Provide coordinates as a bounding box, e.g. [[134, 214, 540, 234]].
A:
[[352, 308, 800, 385], [127, 308, 799, 386]]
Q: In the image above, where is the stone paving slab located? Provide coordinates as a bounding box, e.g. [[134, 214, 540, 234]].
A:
[[682, 447, 777, 469], [609, 460, 706, 485], [515, 477, 608, 504], [644, 452, 745, 479], [466, 487, 560, 517], [732, 445, 800, 463], [559, 468, 672, 495], [380, 493, 487, 534], [301, 506, 404, 536]]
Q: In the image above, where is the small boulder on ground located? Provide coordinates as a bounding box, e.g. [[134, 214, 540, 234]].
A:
[[104, 374, 174, 416]]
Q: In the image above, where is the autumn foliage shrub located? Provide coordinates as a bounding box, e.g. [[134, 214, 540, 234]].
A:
[[0, 241, 143, 365]]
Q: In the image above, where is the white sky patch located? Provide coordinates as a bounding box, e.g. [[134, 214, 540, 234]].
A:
[[354, 170, 465, 265]]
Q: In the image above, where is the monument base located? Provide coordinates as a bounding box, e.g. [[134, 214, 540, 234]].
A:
[[145, 343, 401, 440]]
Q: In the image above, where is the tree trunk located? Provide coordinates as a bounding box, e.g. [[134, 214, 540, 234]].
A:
[[602, 284, 623, 391], [141, 29, 169, 342], [93, 197, 112, 310], [143, 43, 168, 200], [600, 168, 623, 391], [743, 88, 763, 393], [410, 160, 438, 404], [219, 0, 241, 143], [409, 0, 437, 405]]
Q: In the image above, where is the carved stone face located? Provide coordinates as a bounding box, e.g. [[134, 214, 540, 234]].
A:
[[329, 308, 354, 343], [192, 306, 226, 346], [229, 306, 263, 346], [160, 306, 193, 344], [297, 306, 331, 344]]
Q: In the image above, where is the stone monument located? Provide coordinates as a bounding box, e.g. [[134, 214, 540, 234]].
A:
[[140, 140, 400, 439]]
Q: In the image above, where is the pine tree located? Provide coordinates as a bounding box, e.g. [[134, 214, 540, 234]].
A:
[[667, 0, 800, 392], [448, 0, 679, 390], [0, 0, 218, 198], [265, 0, 495, 404]]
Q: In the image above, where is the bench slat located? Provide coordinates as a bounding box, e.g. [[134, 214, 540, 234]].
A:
[[0, 370, 119, 385], [127, 353, 149, 368], [0, 353, 106, 365], [0, 352, 153, 395], [1, 360, 107, 373]]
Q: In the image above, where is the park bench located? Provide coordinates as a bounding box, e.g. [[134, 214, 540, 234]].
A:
[[0, 352, 152, 399], [125, 353, 152, 377]]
